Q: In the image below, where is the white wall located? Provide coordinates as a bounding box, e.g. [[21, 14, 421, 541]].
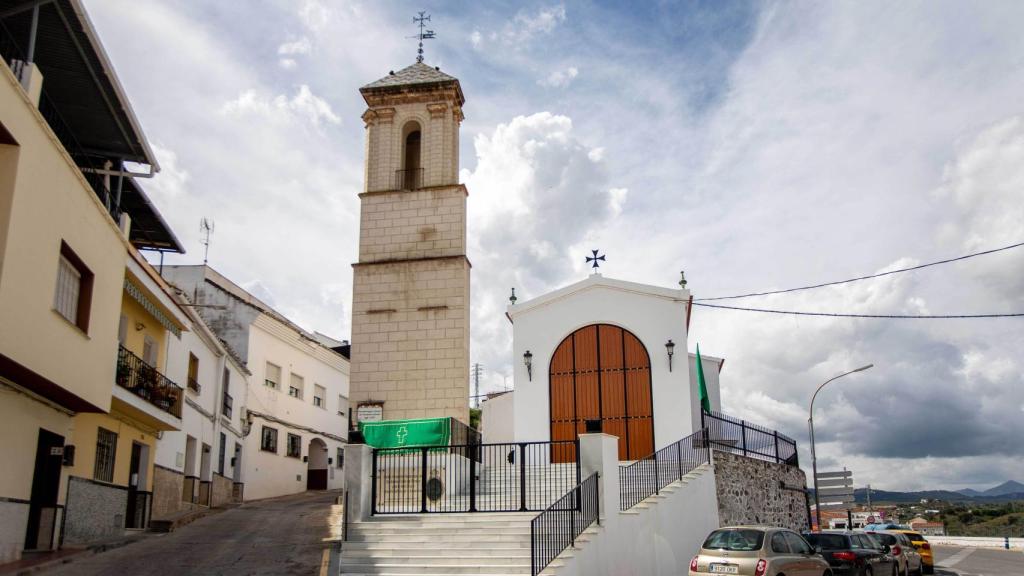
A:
[[242, 315, 348, 499], [510, 276, 698, 452], [481, 392, 514, 445], [554, 465, 720, 576]]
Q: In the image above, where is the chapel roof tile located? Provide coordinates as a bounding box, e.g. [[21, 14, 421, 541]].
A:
[[361, 61, 458, 90]]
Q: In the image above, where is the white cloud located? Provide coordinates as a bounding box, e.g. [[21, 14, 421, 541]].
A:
[[470, 30, 482, 49], [474, 4, 567, 48], [279, 58, 297, 70], [515, 4, 566, 36], [298, 0, 331, 31], [221, 85, 340, 127], [278, 37, 312, 56], [538, 66, 578, 88]]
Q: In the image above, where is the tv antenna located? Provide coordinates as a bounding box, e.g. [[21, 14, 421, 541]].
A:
[[199, 218, 215, 265], [410, 11, 436, 63]]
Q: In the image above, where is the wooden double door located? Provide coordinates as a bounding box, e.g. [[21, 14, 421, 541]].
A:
[[549, 324, 654, 461]]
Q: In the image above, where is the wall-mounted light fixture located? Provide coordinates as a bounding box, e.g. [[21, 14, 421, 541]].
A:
[[665, 339, 675, 372], [509, 287, 517, 305], [523, 350, 533, 381], [135, 321, 146, 331]]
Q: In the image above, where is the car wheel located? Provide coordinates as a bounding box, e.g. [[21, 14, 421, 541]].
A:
[[863, 567, 873, 576], [923, 566, 934, 575]]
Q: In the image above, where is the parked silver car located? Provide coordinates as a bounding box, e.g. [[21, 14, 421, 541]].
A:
[[864, 531, 922, 576]]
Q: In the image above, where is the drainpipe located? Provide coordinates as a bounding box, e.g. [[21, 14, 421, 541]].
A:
[[26, 5, 40, 63]]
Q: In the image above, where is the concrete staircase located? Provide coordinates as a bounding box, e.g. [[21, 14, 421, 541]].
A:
[[340, 513, 538, 575]]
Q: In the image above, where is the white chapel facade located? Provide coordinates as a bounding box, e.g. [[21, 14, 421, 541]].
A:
[[349, 62, 471, 425], [494, 273, 723, 460]]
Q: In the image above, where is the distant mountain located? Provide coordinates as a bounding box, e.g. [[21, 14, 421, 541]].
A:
[[957, 488, 983, 497], [852, 486, 1024, 504], [984, 480, 1024, 496]]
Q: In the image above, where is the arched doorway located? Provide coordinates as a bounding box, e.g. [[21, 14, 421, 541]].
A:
[[306, 438, 328, 490], [400, 121, 422, 189], [549, 324, 654, 461]]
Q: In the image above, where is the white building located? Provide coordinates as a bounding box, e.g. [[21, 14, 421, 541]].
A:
[[487, 273, 723, 459], [152, 297, 250, 518], [162, 265, 350, 500]]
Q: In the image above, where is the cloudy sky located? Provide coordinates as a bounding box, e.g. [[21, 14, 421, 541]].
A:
[[85, 1, 1024, 492]]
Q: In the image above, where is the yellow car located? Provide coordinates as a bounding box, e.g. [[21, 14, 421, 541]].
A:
[[890, 530, 933, 574]]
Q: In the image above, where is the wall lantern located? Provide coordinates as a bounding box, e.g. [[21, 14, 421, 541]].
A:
[[665, 339, 675, 372], [523, 350, 533, 381]]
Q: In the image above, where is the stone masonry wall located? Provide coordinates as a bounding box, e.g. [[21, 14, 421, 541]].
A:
[[713, 450, 809, 531], [358, 186, 467, 262], [211, 473, 233, 508], [151, 465, 183, 520], [64, 476, 127, 544]]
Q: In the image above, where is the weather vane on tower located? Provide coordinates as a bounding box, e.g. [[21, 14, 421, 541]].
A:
[[410, 11, 436, 63]]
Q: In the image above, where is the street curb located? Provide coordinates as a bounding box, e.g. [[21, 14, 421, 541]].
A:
[[3, 535, 145, 575]]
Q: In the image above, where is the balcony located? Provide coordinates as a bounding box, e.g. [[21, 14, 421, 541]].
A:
[[394, 168, 424, 191], [115, 345, 182, 420]]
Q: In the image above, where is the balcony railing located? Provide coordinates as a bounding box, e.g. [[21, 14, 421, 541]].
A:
[[187, 377, 201, 394], [394, 168, 424, 190], [115, 345, 183, 418]]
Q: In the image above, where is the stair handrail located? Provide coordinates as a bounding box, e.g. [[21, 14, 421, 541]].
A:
[[618, 428, 711, 511], [530, 472, 600, 576]]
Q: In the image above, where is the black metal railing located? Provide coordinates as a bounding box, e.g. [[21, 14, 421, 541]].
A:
[[222, 393, 233, 419], [342, 490, 350, 543], [115, 345, 183, 418], [619, 428, 711, 511], [702, 409, 799, 466], [372, 440, 580, 514], [187, 377, 201, 393], [394, 167, 424, 190], [530, 472, 600, 576]]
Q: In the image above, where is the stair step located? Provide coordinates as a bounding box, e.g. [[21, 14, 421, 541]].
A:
[[347, 533, 532, 543], [341, 555, 529, 566], [340, 563, 529, 574]]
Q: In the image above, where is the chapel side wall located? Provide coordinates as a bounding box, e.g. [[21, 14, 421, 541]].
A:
[[511, 283, 692, 450], [712, 450, 809, 531], [481, 392, 515, 445]]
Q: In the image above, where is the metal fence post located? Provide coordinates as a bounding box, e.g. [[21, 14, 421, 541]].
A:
[[519, 443, 527, 512], [370, 449, 378, 515], [570, 485, 577, 547], [469, 446, 477, 512], [420, 447, 428, 513], [773, 430, 780, 463], [677, 441, 684, 480], [741, 420, 748, 457]]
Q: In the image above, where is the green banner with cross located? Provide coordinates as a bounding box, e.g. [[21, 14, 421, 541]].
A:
[[359, 417, 451, 450]]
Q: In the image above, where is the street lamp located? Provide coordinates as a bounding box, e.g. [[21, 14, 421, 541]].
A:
[[809, 363, 873, 531]]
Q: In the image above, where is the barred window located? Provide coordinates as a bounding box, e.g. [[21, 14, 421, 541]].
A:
[[313, 384, 325, 408], [93, 428, 117, 483], [261, 426, 278, 453], [336, 447, 344, 468], [53, 242, 92, 331], [286, 433, 301, 458]]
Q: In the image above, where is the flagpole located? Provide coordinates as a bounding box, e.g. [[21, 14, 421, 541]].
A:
[[808, 364, 873, 531]]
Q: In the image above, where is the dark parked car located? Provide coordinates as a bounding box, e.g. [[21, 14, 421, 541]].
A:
[[803, 531, 898, 576]]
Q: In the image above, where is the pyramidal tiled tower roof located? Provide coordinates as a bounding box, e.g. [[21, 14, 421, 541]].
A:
[[361, 61, 457, 90]]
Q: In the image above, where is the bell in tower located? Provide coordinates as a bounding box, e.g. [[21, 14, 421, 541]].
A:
[[348, 59, 470, 426]]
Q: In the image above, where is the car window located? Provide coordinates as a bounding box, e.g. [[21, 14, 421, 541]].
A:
[[904, 532, 924, 543], [771, 532, 790, 553], [856, 535, 876, 549], [804, 534, 847, 550], [849, 535, 864, 549], [703, 529, 765, 552], [784, 532, 813, 555], [871, 533, 897, 546]]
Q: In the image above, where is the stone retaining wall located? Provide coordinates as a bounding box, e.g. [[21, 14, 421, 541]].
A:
[[713, 450, 809, 531], [211, 473, 233, 508]]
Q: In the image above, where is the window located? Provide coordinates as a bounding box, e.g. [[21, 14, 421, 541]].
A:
[[313, 384, 325, 408], [702, 529, 765, 552], [218, 432, 226, 475], [770, 532, 790, 553], [118, 314, 128, 345], [286, 433, 301, 458], [53, 242, 93, 332], [289, 374, 304, 399], [338, 395, 345, 416], [336, 447, 344, 468], [784, 532, 812, 555], [187, 353, 200, 392], [221, 367, 232, 418], [265, 362, 281, 389], [261, 426, 278, 452], [143, 335, 157, 366], [93, 427, 117, 483]]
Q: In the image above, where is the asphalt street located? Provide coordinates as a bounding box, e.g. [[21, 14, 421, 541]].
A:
[[932, 544, 1024, 576], [39, 490, 341, 576]]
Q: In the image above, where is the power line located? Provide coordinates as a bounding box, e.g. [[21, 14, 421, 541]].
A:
[[695, 240, 1024, 302], [692, 302, 1024, 319]]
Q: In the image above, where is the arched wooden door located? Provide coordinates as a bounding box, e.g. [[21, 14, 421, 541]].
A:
[[549, 324, 654, 461]]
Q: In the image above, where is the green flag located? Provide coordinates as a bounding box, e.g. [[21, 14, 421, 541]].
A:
[[359, 417, 451, 450], [696, 343, 711, 413]]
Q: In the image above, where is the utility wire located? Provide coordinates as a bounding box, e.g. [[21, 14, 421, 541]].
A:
[[695, 240, 1024, 302], [692, 302, 1024, 319]]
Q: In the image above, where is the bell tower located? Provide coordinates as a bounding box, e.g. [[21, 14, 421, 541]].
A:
[[349, 61, 470, 425]]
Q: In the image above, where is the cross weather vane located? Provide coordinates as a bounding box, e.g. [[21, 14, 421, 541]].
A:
[[586, 249, 606, 271], [410, 11, 436, 63]]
